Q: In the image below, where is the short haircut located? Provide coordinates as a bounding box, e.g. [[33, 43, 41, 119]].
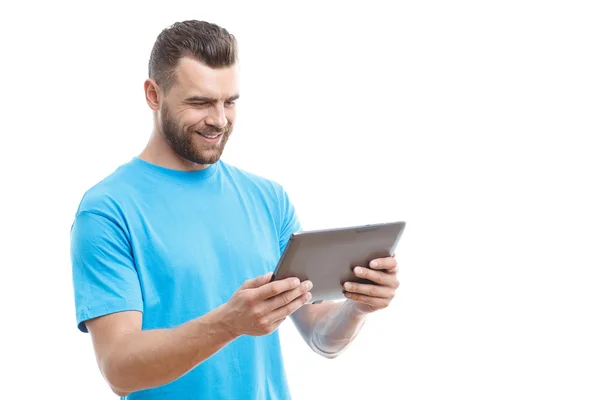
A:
[[148, 20, 238, 92]]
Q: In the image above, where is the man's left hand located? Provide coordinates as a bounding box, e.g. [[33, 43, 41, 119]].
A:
[[343, 255, 399, 313]]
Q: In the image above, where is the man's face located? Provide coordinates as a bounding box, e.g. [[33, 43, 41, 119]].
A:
[[158, 57, 239, 165]]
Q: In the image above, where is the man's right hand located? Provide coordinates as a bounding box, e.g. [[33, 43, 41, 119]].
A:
[[219, 272, 313, 337]]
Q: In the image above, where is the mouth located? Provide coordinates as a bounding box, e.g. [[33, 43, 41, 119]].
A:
[[196, 131, 223, 143]]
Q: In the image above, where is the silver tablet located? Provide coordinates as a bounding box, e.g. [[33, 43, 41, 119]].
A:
[[272, 221, 406, 303]]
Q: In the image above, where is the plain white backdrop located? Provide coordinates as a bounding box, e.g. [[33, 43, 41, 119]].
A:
[[1, 1, 599, 399]]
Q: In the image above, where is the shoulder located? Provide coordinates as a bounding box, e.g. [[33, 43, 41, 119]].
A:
[[218, 160, 289, 200], [75, 160, 139, 222]]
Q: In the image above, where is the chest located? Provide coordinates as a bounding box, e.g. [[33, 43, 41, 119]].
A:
[[127, 187, 282, 321]]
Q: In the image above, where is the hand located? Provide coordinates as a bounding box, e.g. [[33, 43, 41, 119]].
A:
[[220, 273, 313, 337], [343, 254, 399, 314]]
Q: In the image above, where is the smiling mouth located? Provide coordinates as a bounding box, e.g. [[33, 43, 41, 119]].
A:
[[197, 131, 222, 139]]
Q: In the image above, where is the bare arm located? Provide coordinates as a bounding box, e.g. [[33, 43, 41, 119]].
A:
[[87, 308, 235, 397], [291, 256, 400, 358], [291, 300, 367, 358], [87, 272, 311, 397]]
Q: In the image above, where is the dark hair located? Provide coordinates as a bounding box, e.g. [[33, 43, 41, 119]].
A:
[[148, 20, 238, 92]]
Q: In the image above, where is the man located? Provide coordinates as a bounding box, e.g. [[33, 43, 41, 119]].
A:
[[71, 20, 400, 399]]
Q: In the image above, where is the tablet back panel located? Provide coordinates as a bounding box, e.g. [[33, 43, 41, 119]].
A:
[[272, 221, 405, 303]]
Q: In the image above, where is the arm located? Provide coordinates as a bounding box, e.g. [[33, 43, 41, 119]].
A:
[[86, 272, 311, 397], [71, 210, 311, 396], [274, 186, 399, 357], [291, 300, 368, 359], [86, 308, 236, 397], [291, 256, 400, 358]]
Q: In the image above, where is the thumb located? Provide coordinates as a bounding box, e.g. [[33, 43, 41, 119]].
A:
[[241, 272, 273, 289]]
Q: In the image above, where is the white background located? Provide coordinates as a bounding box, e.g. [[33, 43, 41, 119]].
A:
[[1, 1, 599, 399]]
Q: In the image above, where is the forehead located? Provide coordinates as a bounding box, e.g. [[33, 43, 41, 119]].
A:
[[171, 57, 239, 98]]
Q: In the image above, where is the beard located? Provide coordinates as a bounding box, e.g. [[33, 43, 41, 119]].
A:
[[160, 104, 233, 165]]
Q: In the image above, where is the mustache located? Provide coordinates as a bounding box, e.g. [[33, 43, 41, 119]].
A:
[[193, 123, 232, 136]]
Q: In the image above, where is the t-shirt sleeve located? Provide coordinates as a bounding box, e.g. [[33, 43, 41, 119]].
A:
[[277, 186, 302, 255], [70, 210, 143, 333]]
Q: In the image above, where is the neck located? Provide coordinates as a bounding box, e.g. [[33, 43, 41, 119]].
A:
[[139, 123, 211, 172]]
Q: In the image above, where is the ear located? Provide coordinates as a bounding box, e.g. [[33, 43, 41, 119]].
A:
[[144, 79, 161, 111]]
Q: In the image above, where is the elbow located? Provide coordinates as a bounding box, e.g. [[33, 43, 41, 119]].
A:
[[111, 387, 131, 398], [100, 357, 134, 397], [318, 351, 340, 359], [105, 370, 133, 397], [105, 372, 132, 397], [310, 335, 342, 359]]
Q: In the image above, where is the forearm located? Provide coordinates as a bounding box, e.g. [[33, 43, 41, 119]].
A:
[[101, 308, 237, 396], [310, 300, 368, 358]]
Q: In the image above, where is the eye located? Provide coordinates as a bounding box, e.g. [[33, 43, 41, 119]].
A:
[[225, 100, 236, 107]]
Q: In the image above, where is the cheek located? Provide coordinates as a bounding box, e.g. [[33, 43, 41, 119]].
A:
[[180, 109, 208, 130], [226, 108, 237, 123]]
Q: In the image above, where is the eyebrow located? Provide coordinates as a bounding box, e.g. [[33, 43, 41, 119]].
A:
[[185, 94, 239, 103]]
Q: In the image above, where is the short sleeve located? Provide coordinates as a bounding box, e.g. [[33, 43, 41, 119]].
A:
[[71, 210, 143, 333], [277, 186, 302, 255]]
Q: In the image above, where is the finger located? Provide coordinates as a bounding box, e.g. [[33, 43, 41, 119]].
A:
[[265, 315, 288, 333], [255, 277, 301, 300], [368, 257, 397, 271], [240, 272, 273, 289], [344, 292, 389, 309], [354, 267, 399, 288], [343, 282, 395, 299], [264, 280, 313, 312], [268, 291, 313, 321]]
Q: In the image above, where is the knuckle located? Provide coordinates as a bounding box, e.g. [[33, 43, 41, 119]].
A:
[[281, 291, 293, 305], [243, 292, 255, 306], [257, 318, 269, 330], [368, 286, 377, 297], [251, 305, 263, 319]]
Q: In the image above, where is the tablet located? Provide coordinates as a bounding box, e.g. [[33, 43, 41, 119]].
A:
[[271, 221, 406, 303]]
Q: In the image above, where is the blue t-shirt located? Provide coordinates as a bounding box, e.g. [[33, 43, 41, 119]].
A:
[[70, 157, 301, 399]]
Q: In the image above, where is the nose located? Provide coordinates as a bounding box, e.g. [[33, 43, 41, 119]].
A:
[[205, 104, 228, 129]]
